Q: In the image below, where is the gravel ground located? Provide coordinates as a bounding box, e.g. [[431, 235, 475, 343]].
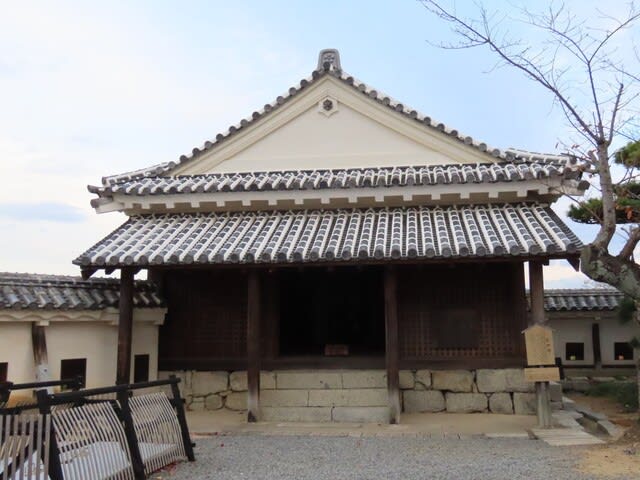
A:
[[155, 434, 631, 480]]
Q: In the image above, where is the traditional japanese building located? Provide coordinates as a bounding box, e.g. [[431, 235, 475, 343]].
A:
[[75, 49, 588, 422]]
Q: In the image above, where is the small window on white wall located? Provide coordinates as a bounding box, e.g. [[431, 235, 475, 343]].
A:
[[566, 343, 584, 361], [614, 342, 634, 361], [0, 362, 7, 382], [134, 354, 150, 383], [60, 358, 86, 386]]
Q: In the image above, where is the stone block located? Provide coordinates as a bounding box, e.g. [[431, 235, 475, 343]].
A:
[[158, 370, 192, 398], [276, 371, 342, 389], [399, 370, 415, 389], [261, 390, 309, 407], [476, 369, 533, 393], [205, 394, 223, 410], [229, 371, 276, 391], [225, 392, 247, 411], [403, 390, 445, 413], [261, 407, 332, 422], [549, 381, 563, 402], [342, 370, 386, 389], [513, 393, 536, 415], [415, 370, 431, 389], [308, 389, 387, 407], [192, 371, 228, 396], [445, 393, 488, 413], [332, 407, 390, 423], [188, 397, 205, 411], [432, 370, 473, 392], [488, 393, 513, 414]]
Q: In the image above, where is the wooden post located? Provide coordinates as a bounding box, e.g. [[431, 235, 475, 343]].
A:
[[31, 322, 51, 387], [117, 267, 135, 385], [247, 270, 261, 422], [528, 261, 552, 428], [384, 267, 400, 424]]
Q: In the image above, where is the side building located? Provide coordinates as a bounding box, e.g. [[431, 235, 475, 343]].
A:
[[0, 272, 166, 402]]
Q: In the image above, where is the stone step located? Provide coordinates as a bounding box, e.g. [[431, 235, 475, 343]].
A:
[[532, 428, 605, 446]]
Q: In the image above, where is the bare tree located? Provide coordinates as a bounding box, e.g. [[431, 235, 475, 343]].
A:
[[421, 0, 640, 407]]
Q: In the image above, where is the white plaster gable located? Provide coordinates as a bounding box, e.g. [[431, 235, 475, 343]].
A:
[[172, 76, 499, 175]]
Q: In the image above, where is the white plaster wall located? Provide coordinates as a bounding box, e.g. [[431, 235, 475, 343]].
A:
[[0, 323, 34, 384], [1, 319, 160, 389], [548, 317, 594, 366], [600, 317, 638, 366]]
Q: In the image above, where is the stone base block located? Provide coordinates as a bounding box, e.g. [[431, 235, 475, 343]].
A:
[[261, 407, 332, 422], [549, 381, 563, 402], [403, 390, 445, 413], [205, 394, 223, 410], [415, 370, 431, 389], [276, 371, 342, 389], [192, 371, 228, 396], [261, 390, 309, 407], [225, 391, 247, 411], [308, 389, 387, 407], [513, 392, 536, 415], [445, 393, 488, 413], [432, 370, 474, 392], [229, 371, 277, 391], [331, 407, 390, 423], [476, 369, 533, 393], [399, 370, 415, 389], [488, 393, 513, 414], [342, 370, 386, 389]]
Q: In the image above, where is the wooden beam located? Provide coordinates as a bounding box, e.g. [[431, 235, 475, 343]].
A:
[[528, 261, 552, 428], [31, 323, 51, 385], [384, 266, 400, 424], [247, 270, 261, 422], [528, 261, 545, 326], [116, 267, 135, 385]]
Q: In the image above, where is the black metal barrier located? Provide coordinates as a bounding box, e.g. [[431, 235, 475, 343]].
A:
[[0, 376, 84, 414], [0, 375, 195, 480]]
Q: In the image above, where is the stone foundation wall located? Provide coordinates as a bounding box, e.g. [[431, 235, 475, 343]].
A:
[[159, 368, 536, 421]]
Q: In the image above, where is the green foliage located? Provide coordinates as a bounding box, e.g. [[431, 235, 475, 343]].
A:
[[615, 141, 640, 167], [586, 381, 639, 412], [617, 297, 637, 325], [567, 199, 603, 224]]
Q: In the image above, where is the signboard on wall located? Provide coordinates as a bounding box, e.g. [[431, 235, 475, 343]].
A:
[[523, 324, 556, 366]]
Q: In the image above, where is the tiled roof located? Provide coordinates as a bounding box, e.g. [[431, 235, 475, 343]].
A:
[[90, 159, 579, 197], [98, 49, 578, 187], [74, 204, 581, 268], [0, 273, 165, 310], [544, 288, 622, 312]]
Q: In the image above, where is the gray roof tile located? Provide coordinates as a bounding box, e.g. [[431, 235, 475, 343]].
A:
[[90, 159, 581, 197], [74, 204, 581, 268], [0, 273, 164, 310], [544, 288, 622, 311]]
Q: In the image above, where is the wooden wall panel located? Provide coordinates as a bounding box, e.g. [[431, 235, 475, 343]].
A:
[[397, 263, 526, 363], [159, 270, 248, 369]]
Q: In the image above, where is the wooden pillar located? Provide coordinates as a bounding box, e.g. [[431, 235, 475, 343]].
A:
[[528, 261, 552, 428], [31, 322, 51, 383], [384, 266, 400, 424], [247, 270, 261, 422], [116, 267, 135, 385]]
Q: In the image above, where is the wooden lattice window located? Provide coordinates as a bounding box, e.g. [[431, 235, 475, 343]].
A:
[[432, 308, 480, 349]]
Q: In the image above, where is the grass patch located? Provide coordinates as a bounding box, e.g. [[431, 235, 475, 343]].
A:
[[586, 382, 639, 412]]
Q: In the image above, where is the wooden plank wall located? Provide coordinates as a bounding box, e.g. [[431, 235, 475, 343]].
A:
[[158, 263, 527, 370], [397, 263, 527, 364]]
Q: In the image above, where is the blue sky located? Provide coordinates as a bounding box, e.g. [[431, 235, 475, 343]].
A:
[[0, 0, 636, 287]]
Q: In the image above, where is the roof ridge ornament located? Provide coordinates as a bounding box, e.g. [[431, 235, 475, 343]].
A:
[[317, 48, 341, 71]]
